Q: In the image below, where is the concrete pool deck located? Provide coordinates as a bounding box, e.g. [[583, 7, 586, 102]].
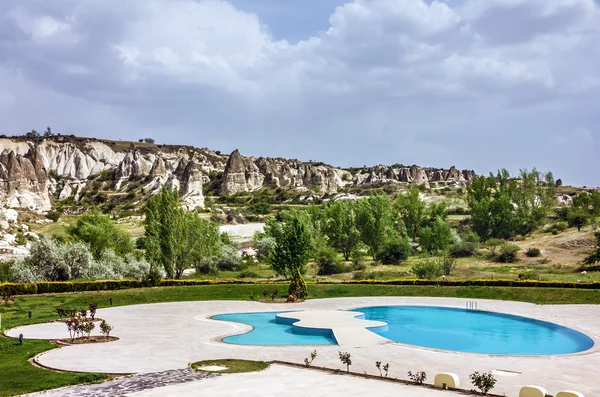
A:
[[8, 297, 600, 396]]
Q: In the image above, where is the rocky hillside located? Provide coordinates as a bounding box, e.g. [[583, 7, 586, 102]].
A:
[[0, 136, 476, 212]]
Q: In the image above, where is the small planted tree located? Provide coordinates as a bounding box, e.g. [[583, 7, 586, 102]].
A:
[[469, 371, 497, 395], [89, 303, 98, 320], [271, 289, 279, 301], [288, 268, 308, 299], [66, 318, 80, 342], [338, 351, 352, 373], [79, 309, 87, 319], [408, 370, 427, 385], [304, 350, 317, 367], [100, 320, 113, 337], [81, 322, 95, 338]]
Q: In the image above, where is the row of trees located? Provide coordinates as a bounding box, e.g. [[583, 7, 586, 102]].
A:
[[468, 169, 556, 241], [255, 191, 456, 279]]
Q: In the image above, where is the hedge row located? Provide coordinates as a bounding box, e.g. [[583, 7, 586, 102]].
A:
[[1, 278, 599, 296], [340, 279, 600, 289], [0, 279, 270, 296]]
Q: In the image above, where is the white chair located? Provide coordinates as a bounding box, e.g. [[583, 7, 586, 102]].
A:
[[556, 391, 584, 397], [519, 385, 548, 397], [433, 373, 460, 389]]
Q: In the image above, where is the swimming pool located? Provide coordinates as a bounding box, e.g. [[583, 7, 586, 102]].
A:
[[357, 306, 594, 355], [212, 312, 337, 345], [212, 306, 594, 355]]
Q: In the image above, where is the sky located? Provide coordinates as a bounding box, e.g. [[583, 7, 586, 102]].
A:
[[0, 0, 598, 187]]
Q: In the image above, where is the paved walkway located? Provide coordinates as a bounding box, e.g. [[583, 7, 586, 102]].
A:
[[23, 369, 217, 396], [9, 297, 600, 396], [131, 364, 465, 397]]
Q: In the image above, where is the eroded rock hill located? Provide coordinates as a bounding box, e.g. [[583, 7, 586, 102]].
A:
[[0, 136, 476, 212]]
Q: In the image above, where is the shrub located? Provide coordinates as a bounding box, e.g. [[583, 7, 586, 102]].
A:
[[375, 237, 410, 265], [238, 270, 259, 278], [288, 269, 308, 299], [46, 211, 61, 222], [408, 370, 427, 385], [81, 321, 95, 338], [254, 236, 276, 261], [216, 245, 242, 271], [449, 242, 477, 258], [315, 246, 346, 275], [89, 303, 98, 320], [411, 260, 443, 280], [0, 261, 12, 283], [338, 351, 352, 373], [304, 350, 317, 367], [525, 247, 541, 257], [497, 244, 520, 263], [100, 320, 113, 337], [195, 257, 219, 275], [469, 371, 497, 394], [441, 256, 456, 276], [142, 266, 162, 287]]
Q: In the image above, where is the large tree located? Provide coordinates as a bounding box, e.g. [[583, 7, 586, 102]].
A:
[[356, 195, 396, 259], [395, 187, 426, 240], [67, 211, 134, 260], [145, 187, 221, 278], [268, 215, 312, 278], [323, 200, 361, 260]]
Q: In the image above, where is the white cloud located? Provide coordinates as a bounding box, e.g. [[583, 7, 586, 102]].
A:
[[0, 0, 599, 185]]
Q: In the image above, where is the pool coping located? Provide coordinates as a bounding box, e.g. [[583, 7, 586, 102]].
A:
[[206, 301, 599, 358]]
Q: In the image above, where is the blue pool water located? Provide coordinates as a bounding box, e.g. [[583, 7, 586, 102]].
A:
[[212, 307, 594, 355], [357, 306, 594, 355], [212, 312, 336, 345]]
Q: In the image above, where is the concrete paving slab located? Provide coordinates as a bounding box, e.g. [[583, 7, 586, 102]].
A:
[[8, 297, 600, 396], [130, 364, 465, 397]]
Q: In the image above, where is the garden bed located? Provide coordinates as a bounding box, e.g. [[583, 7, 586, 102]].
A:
[[57, 336, 118, 345]]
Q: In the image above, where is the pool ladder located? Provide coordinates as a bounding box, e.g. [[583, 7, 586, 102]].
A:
[[466, 301, 478, 311]]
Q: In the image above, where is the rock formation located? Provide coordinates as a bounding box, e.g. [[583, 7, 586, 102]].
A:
[[0, 136, 226, 211], [0, 137, 477, 212], [219, 149, 476, 195]]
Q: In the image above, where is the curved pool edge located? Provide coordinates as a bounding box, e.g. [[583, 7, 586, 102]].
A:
[[352, 305, 595, 357]]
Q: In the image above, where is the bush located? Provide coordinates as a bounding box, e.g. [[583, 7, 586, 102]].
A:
[[216, 245, 242, 271], [142, 266, 162, 287], [525, 247, 541, 257], [315, 246, 347, 275], [46, 211, 61, 222], [0, 261, 13, 283], [376, 238, 410, 265], [497, 244, 520, 263], [441, 256, 456, 276], [449, 242, 477, 258], [411, 260, 443, 280], [195, 257, 219, 275], [469, 371, 497, 394], [238, 271, 260, 278]]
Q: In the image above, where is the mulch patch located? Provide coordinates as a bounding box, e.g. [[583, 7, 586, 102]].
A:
[[57, 336, 118, 345]]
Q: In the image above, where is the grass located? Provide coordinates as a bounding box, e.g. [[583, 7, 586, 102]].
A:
[[0, 337, 108, 397], [191, 359, 269, 373], [1, 283, 600, 396]]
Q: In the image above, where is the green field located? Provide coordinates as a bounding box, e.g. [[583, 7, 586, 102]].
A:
[[1, 283, 600, 396]]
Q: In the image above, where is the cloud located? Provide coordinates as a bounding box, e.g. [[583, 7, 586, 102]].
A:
[[0, 0, 599, 185]]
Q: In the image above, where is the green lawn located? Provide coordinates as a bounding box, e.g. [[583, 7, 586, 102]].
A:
[[1, 283, 600, 396]]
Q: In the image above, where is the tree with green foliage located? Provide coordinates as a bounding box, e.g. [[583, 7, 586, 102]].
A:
[[145, 187, 221, 278], [467, 168, 555, 241], [395, 188, 426, 240], [567, 209, 590, 232], [418, 217, 454, 254], [356, 195, 396, 259], [376, 237, 411, 264], [67, 211, 134, 260], [288, 268, 308, 298], [323, 200, 361, 260], [583, 231, 600, 265], [267, 214, 312, 278]]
